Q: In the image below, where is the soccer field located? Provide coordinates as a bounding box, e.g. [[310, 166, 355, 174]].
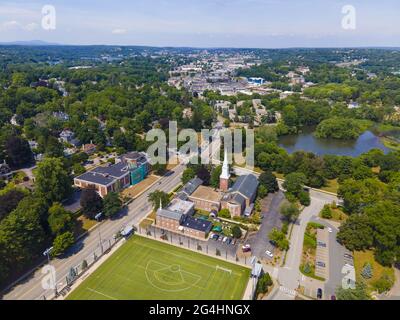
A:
[[67, 235, 251, 300]]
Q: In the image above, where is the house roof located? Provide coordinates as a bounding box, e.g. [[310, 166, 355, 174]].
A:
[[230, 174, 259, 200], [156, 208, 183, 221], [92, 162, 130, 179], [75, 162, 130, 186], [75, 171, 116, 186], [190, 186, 222, 203], [181, 177, 203, 196], [182, 216, 212, 233]]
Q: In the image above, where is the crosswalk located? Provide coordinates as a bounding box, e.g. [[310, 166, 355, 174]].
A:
[[279, 286, 296, 297]]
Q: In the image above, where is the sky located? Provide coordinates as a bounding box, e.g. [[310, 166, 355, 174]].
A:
[[0, 0, 399, 48]]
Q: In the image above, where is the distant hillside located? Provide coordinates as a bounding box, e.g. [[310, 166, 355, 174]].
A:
[[0, 40, 60, 46]]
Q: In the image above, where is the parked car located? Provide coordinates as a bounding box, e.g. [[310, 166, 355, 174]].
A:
[[327, 227, 333, 233], [231, 239, 236, 246], [265, 250, 274, 258], [317, 288, 323, 299], [317, 241, 326, 247], [316, 261, 326, 268], [242, 244, 251, 252], [344, 253, 353, 259], [226, 238, 232, 245], [222, 236, 228, 243], [218, 236, 223, 242]]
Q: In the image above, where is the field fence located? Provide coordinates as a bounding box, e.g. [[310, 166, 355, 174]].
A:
[[51, 236, 121, 299], [136, 225, 254, 268]]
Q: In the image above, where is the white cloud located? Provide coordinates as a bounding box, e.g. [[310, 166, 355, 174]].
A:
[[24, 22, 38, 31], [0, 20, 38, 32], [111, 28, 127, 35]]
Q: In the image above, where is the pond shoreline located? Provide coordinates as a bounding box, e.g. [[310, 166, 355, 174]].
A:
[[278, 126, 392, 157]]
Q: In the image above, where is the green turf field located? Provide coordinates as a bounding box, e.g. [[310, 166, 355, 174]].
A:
[[67, 235, 251, 300]]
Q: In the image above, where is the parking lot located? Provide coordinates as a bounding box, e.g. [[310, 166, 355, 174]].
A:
[[247, 191, 285, 260], [310, 218, 355, 299], [207, 232, 239, 257]]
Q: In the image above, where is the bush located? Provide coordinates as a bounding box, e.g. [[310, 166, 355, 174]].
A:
[[281, 222, 289, 235], [231, 225, 242, 239], [372, 275, 393, 293], [320, 204, 333, 219], [81, 260, 88, 270], [298, 191, 311, 206], [52, 231, 75, 257], [218, 208, 231, 219], [256, 272, 273, 295]]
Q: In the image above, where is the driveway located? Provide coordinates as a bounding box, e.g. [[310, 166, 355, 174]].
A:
[[63, 189, 82, 213], [247, 191, 285, 260]]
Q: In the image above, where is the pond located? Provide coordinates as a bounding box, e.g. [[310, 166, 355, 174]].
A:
[[278, 127, 390, 157]]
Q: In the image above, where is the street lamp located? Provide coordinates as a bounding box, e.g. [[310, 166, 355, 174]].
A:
[[43, 247, 53, 265], [43, 247, 57, 296], [95, 212, 103, 254]]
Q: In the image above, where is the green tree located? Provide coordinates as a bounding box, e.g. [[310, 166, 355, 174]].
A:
[[320, 204, 333, 219], [148, 190, 169, 210], [210, 165, 222, 188], [218, 208, 231, 219], [256, 272, 273, 295], [282, 172, 307, 197], [280, 202, 300, 222], [103, 192, 123, 218], [35, 157, 73, 203], [51, 231, 75, 257], [269, 228, 290, 251], [259, 171, 279, 193], [80, 188, 103, 219], [231, 225, 242, 239], [361, 263, 373, 279], [336, 282, 371, 300], [181, 167, 196, 184], [4, 135, 34, 169], [337, 215, 374, 251], [47, 203, 72, 236]]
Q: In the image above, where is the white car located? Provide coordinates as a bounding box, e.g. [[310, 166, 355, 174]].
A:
[[265, 250, 274, 258], [327, 227, 333, 233], [222, 236, 228, 243]]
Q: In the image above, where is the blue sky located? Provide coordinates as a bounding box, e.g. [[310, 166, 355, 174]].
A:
[[0, 0, 399, 47]]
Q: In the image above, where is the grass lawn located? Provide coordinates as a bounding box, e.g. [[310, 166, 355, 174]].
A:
[[121, 175, 159, 199], [299, 222, 325, 281], [354, 250, 395, 292], [321, 179, 339, 194], [381, 137, 400, 151], [67, 235, 250, 300], [319, 205, 348, 223], [139, 218, 154, 229]]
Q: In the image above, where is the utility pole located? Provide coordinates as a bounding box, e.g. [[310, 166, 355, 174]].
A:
[[95, 212, 103, 254]]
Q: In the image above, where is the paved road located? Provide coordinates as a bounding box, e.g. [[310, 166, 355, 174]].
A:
[[272, 193, 337, 300], [3, 127, 223, 300], [311, 218, 350, 299], [3, 164, 185, 300], [247, 191, 285, 259]]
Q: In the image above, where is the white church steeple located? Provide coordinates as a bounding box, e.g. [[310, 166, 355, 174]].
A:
[[219, 146, 230, 191]]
